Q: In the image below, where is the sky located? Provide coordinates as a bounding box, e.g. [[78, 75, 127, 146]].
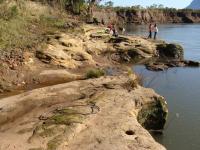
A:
[[103, 0, 193, 9]]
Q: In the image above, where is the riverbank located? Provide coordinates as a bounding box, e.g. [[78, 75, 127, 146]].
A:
[[0, 22, 172, 149], [2, 18, 185, 149], [1, 1, 197, 150]]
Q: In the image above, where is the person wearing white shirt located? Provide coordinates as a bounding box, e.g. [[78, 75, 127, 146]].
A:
[[154, 24, 158, 40]]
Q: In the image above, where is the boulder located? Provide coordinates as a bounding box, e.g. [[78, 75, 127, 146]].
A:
[[184, 60, 200, 67], [157, 43, 184, 60]]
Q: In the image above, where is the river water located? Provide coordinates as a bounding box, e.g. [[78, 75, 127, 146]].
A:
[[127, 24, 200, 150]]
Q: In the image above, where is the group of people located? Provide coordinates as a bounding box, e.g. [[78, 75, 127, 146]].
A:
[[148, 23, 158, 40], [107, 23, 119, 37], [106, 22, 158, 39]]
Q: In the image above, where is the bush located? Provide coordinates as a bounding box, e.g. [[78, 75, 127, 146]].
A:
[[39, 15, 66, 29], [86, 68, 105, 79], [0, 5, 18, 20], [135, 74, 143, 86]]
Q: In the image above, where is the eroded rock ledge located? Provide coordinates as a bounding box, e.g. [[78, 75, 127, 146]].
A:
[[0, 75, 167, 150]]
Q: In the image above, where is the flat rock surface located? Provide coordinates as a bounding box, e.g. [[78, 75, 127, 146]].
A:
[[0, 75, 166, 150]]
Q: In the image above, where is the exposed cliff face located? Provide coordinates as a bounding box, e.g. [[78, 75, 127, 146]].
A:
[[93, 8, 200, 25], [187, 0, 200, 10], [117, 9, 200, 24]]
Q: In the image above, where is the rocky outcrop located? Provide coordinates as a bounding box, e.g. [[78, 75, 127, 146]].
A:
[[145, 60, 200, 71], [0, 24, 185, 93], [137, 96, 168, 130], [0, 24, 173, 149], [156, 43, 184, 60], [36, 33, 95, 69], [108, 36, 158, 62], [0, 75, 167, 150], [36, 25, 162, 67]]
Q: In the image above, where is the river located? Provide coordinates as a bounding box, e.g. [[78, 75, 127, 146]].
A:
[[127, 24, 200, 150]]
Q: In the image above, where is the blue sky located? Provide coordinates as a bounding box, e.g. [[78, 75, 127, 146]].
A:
[[103, 0, 193, 9]]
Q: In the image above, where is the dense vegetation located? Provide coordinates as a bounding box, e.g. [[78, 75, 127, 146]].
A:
[[98, 2, 200, 13], [0, 0, 102, 50]]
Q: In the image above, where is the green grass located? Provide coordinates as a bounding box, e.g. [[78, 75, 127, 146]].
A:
[[39, 15, 66, 29], [47, 136, 62, 150], [0, 1, 71, 50], [86, 68, 105, 79], [0, 17, 34, 49]]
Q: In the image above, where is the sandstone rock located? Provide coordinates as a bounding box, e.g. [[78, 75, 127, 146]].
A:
[[0, 75, 167, 150], [145, 60, 200, 71], [38, 69, 83, 84], [137, 96, 168, 130], [36, 33, 95, 69], [146, 63, 169, 71], [157, 43, 184, 60], [184, 60, 200, 67], [109, 36, 157, 61]]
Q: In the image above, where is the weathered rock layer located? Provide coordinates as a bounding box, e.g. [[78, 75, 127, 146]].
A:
[[93, 8, 200, 25], [0, 75, 167, 150]]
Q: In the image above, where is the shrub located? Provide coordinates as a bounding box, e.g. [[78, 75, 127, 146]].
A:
[[0, 5, 18, 20], [135, 74, 143, 86], [39, 15, 66, 29], [86, 68, 105, 79]]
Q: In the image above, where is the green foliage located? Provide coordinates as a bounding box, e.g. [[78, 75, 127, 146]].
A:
[[112, 4, 200, 13], [0, 0, 4, 4], [137, 97, 168, 130], [0, 4, 18, 20], [41, 0, 86, 14], [47, 136, 62, 150], [0, 17, 32, 49], [86, 68, 105, 79], [39, 15, 66, 29], [0, 0, 72, 50], [104, 1, 114, 7]]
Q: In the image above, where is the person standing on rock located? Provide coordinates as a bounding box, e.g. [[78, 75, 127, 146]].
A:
[[148, 23, 153, 39], [112, 23, 118, 37], [154, 24, 158, 40]]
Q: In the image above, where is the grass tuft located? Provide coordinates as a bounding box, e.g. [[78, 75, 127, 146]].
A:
[[86, 68, 105, 79]]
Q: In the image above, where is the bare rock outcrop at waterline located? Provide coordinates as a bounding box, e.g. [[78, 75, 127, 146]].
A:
[[36, 25, 183, 66], [0, 75, 167, 150], [145, 60, 200, 71], [156, 43, 184, 60], [35, 25, 159, 68], [0, 25, 184, 93]]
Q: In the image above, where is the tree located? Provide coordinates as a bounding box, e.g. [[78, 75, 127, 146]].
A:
[[158, 4, 164, 9], [104, 1, 113, 7], [86, 0, 102, 22]]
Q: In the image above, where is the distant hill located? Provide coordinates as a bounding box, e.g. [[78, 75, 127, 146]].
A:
[[187, 0, 200, 10]]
